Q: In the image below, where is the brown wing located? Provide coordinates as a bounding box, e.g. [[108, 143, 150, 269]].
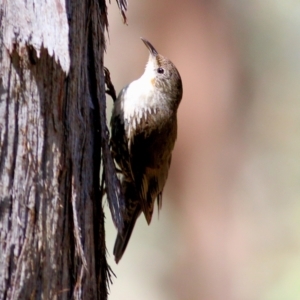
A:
[[129, 116, 177, 224], [110, 113, 133, 181]]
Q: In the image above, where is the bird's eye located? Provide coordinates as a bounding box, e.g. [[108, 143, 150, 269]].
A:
[[157, 67, 164, 74]]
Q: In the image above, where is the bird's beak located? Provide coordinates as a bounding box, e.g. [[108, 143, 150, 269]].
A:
[[141, 37, 158, 57]]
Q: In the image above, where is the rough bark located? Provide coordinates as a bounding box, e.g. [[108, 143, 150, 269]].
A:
[[0, 0, 116, 299]]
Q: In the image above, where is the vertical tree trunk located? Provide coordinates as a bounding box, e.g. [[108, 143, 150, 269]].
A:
[[0, 0, 114, 298]]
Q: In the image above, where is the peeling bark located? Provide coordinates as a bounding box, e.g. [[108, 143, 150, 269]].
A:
[[0, 0, 112, 299]]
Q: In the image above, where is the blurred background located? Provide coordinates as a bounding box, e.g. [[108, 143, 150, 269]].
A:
[[104, 1, 300, 299]]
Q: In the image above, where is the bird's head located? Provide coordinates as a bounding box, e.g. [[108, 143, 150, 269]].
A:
[[141, 38, 183, 109]]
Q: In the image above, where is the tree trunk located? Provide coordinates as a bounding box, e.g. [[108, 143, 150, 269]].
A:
[[0, 0, 116, 299]]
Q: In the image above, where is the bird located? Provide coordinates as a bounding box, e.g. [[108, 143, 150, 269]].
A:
[[110, 37, 183, 263]]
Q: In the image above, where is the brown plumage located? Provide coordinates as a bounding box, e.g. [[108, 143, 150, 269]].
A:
[[110, 38, 182, 263]]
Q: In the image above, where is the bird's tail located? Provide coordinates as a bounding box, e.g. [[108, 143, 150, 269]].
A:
[[113, 204, 141, 263], [113, 180, 141, 263]]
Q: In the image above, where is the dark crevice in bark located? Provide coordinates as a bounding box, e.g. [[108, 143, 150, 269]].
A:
[[3, 244, 15, 299], [11, 69, 20, 190], [0, 59, 11, 177], [66, 158, 76, 297], [87, 5, 108, 298], [40, 55, 49, 182]]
